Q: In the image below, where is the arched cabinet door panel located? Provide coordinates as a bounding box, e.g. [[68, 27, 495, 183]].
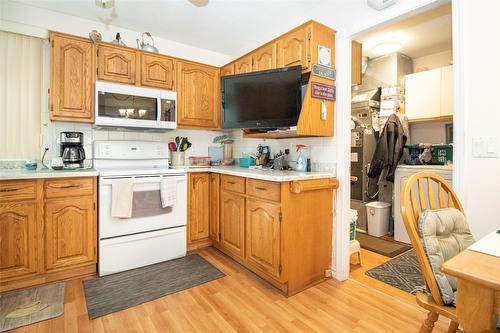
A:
[[220, 191, 245, 258], [141, 53, 175, 90], [97, 44, 137, 85]]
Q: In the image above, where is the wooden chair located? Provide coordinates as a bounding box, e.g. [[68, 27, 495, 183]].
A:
[[400, 171, 462, 333]]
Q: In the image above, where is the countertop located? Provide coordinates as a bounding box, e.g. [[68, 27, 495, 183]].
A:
[[0, 167, 99, 180], [182, 166, 336, 182]]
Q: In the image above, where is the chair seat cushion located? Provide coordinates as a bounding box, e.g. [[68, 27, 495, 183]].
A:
[[418, 208, 475, 305]]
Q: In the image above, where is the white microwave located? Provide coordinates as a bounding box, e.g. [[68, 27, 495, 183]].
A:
[[94, 81, 176, 130]]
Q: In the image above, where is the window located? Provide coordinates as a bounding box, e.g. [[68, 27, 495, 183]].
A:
[[0, 31, 43, 160]]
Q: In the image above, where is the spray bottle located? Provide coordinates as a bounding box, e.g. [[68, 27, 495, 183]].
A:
[[295, 144, 307, 172]]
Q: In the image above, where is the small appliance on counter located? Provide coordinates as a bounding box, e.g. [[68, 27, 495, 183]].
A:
[[60, 131, 86, 169]]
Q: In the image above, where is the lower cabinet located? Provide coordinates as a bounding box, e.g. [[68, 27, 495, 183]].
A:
[[245, 198, 281, 278], [209, 173, 220, 243], [0, 177, 97, 292], [45, 197, 96, 271], [187, 173, 210, 250], [220, 191, 245, 258], [0, 201, 38, 281]]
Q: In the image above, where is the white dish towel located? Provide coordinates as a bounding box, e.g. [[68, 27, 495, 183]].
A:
[[111, 178, 134, 218], [160, 177, 177, 208]]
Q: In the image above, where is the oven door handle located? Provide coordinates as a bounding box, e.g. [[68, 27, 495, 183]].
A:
[[100, 175, 186, 185]]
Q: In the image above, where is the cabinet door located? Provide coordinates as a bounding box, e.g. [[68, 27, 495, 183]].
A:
[[97, 44, 137, 85], [50, 33, 94, 122], [209, 173, 220, 243], [277, 25, 310, 71], [176, 61, 220, 128], [141, 53, 175, 90], [246, 199, 281, 278], [404, 68, 441, 120], [220, 191, 245, 258], [440, 65, 453, 117], [188, 173, 210, 244], [45, 197, 96, 271], [351, 41, 362, 85], [234, 55, 253, 74], [252, 43, 277, 72], [0, 202, 38, 281], [221, 63, 235, 76]]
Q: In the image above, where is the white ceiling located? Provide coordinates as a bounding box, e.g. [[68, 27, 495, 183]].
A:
[[14, 0, 327, 57], [356, 3, 451, 58]]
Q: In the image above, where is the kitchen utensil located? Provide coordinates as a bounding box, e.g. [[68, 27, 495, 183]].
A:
[[136, 32, 158, 53], [111, 32, 126, 46], [168, 142, 176, 152]]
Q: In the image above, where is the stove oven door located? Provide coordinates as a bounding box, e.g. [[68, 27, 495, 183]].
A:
[[98, 174, 187, 239]]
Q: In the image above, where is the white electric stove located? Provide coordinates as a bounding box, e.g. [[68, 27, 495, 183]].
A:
[[93, 141, 187, 276]]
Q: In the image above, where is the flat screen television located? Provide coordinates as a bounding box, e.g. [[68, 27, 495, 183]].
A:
[[221, 65, 303, 129]]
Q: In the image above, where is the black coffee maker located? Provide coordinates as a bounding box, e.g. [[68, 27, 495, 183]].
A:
[[60, 132, 85, 169]]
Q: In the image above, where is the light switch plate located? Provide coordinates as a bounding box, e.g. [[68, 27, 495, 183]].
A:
[[472, 136, 499, 158]]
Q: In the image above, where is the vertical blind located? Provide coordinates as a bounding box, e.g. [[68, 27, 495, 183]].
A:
[[0, 31, 43, 160]]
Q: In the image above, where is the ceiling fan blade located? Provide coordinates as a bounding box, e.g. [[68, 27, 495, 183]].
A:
[[188, 0, 209, 7]]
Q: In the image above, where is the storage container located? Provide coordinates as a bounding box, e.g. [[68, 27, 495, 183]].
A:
[[366, 201, 391, 237], [431, 144, 453, 165], [188, 156, 211, 166], [239, 157, 256, 168]]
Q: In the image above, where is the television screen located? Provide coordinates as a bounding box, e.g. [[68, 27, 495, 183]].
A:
[[221, 66, 302, 129]]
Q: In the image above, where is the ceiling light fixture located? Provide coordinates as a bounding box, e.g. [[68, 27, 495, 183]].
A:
[[371, 41, 402, 55], [95, 0, 115, 9]]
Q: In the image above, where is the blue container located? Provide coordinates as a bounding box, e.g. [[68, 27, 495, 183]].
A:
[[239, 157, 256, 168]]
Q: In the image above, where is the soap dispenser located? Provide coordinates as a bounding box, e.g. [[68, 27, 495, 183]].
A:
[[295, 144, 307, 172]]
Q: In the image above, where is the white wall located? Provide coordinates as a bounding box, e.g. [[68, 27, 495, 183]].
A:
[[454, 0, 500, 238], [413, 49, 452, 72]]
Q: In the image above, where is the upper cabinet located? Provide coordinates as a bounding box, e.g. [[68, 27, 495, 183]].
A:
[[234, 55, 253, 75], [140, 53, 175, 90], [351, 41, 362, 85], [405, 65, 453, 121], [97, 44, 137, 85], [221, 64, 235, 77], [50, 32, 94, 123], [252, 43, 277, 72], [176, 61, 220, 129], [277, 25, 311, 71]]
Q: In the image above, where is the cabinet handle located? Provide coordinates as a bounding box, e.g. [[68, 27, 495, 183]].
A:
[[255, 187, 267, 191], [58, 184, 81, 189], [0, 188, 18, 192], [227, 181, 236, 185]]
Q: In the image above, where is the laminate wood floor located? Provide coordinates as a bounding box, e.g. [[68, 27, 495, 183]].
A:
[[8, 247, 451, 333]]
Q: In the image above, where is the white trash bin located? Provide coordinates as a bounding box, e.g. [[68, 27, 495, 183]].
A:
[[365, 201, 391, 237]]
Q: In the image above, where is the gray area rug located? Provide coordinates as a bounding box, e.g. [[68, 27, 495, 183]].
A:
[[0, 282, 65, 332], [365, 250, 424, 294], [83, 254, 225, 319]]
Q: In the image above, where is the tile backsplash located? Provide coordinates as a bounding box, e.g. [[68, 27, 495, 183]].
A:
[[230, 130, 337, 172], [41, 120, 223, 167]]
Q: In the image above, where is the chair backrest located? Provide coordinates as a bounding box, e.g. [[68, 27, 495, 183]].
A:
[[400, 171, 464, 306]]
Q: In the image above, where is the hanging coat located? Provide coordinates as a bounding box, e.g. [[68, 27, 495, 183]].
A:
[[368, 114, 407, 182]]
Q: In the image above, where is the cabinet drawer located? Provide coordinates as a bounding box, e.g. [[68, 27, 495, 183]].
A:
[[0, 180, 37, 202], [221, 175, 245, 194], [247, 179, 280, 202], [45, 177, 94, 199]]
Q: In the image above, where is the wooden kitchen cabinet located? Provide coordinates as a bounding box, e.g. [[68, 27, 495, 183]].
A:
[[209, 173, 220, 243], [252, 43, 277, 72], [234, 55, 253, 74], [0, 201, 38, 281], [245, 198, 281, 279], [49, 32, 94, 122], [220, 63, 235, 76], [0, 177, 97, 293], [140, 53, 175, 90], [187, 173, 210, 249], [220, 190, 245, 258], [97, 44, 137, 85], [277, 24, 311, 71], [176, 61, 220, 129], [351, 40, 362, 85], [45, 196, 96, 271]]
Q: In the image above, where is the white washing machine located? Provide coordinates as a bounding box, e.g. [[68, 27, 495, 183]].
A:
[[394, 165, 453, 244]]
